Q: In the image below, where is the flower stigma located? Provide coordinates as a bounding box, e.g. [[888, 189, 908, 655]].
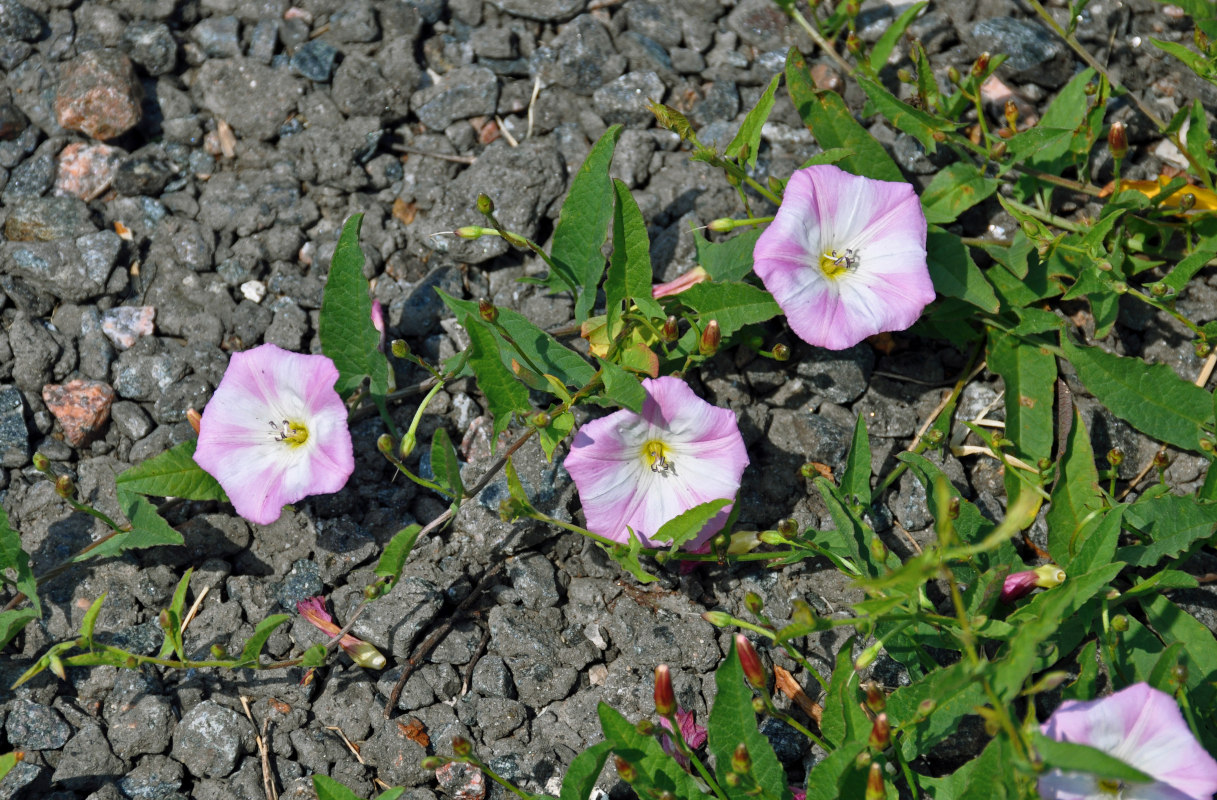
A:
[[643, 440, 674, 474], [271, 419, 309, 447], [1096, 779, 1122, 797], [819, 248, 856, 278]]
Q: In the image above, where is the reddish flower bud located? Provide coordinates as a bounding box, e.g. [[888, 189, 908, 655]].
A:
[[868, 713, 891, 750], [1000, 565, 1066, 604], [614, 756, 637, 782], [653, 266, 709, 299], [863, 681, 886, 713], [1004, 100, 1018, 131], [735, 634, 767, 689], [772, 343, 790, 361], [731, 743, 752, 774], [1108, 121, 1128, 159], [476, 193, 495, 215], [452, 736, 472, 757], [745, 592, 764, 615], [972, 52, 990, 76], [478, 298, 498, 323], [699, 320, 721, 356], [661, 315, 680, 342], [32, 452, 50, 472], [54, 475, 75, 499], [865, 761, 884, 800], [654, 664, 676, 717]]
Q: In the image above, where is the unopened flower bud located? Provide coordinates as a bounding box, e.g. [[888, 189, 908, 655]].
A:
[[855, 642, 882, 671], [1004, 100, 1018, 130], [421, 756, 448, 770], [661, 315, 679, 343], [745, 592, 764, 615], [1111, 281, 1128, 294], [1150, 282, 1169, 297], [896, 68, 913, 83], [1111, 614, 1129, 632], [866, 761, 885, 800], [211, 644, 228, 659], [455, 226, 488, 239], [1107, 447, 1124, 467], [1171, 663, 1188, 684], [187, 408, 202, 434], [654, 664, 676, 717], [158, 609, 172, 630], [731, 743, 752, 774], [364, 581, 383, 600], [32, 452, 50, 471], [863, 681, 886, 712], [348, 642, 387, 669], [377, 434, 394, 455], [699, 320, 721, 356], [636, 719, 655, 735], [1108, 121, 1128, 159], [924, 428, 945, 446], [391, 339, 410, 358], [49, 654, 66, 681], [868, 713, 891, 749], [1153, 450, 1170, 469], [772, 343, 790, 361], [1178, 193, 1197, 212], [725, 772, 743, 789], [476, 193, 495, 215], [452, 736, 472, 757], [614, 756, 637, 782], [947, 66, 961, 84], [752, 697, 765, 713], [1084, 81, 1097, 96], [478, 299, 498, 323], [401, 432, 416, 459], [846, 32, 863, 54], [702, 610, 733, 627], [1201, 438, 1215, 453], [869, 537, 887, 562], [990, 140, 1007, 158], [712, 533, 729, 557], [767, 175, 783, 195], [1194, 340, 1211, 358], [948, 496, 961, 519], [736, 634, 767, 689], [917, 699, 935, 719], [1000, 564, 1066, 603], [972, 52, 990, 76], [55, 475, 75, 499], [532, 411, 551, 428], [707, 217, 736, 232], [777, 518, 798, 537], [932, 130, 947, 143]]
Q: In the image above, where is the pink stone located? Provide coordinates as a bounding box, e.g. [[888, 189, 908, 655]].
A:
[[54, 49, 143, 141], [101, 306, 156, 350], [42, 380, 116, 447], [55, 142, 124, 199], [435, 762, 486, 800]]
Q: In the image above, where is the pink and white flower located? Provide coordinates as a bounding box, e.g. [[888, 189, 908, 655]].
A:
[[1039, 683, 1217, 800], [297, 596, 386, 669], [194, 343, 354, 525], [564, 377, 748, 549], [753, 164, 935, 350]]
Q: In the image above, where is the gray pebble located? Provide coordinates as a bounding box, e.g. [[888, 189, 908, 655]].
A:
[[123, 20, 178, 75], [171, 700, 256, 779], [290, 39, 339, 82], [592, 71, 666, 127], [51, 723, 127, 791], [0, 385, 30, 467], [6, 699, 71, 750]]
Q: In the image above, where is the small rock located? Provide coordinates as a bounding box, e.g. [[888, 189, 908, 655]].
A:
[[248, 18, 279, 64], [530, 15, 625, 96], [0, 386, 30, 467], [969, 17, 1073, 89], [171, 700, 256, 779], [114, 150, 177, 196], [487, 0, 586, 21], [595, 72, 667, 128], [190, 15, 242, 59], [117, 754, 184, 798], [626, 1, 682, 49], [330, 1, 379, 43], [6, 699, 71, 750], [54, 49, 143, 141], [101, 306, 155, 350], [435, 762, 486, 800], [42, 379, 116, 447], [1, 150, 53, 202], [241, 280, 267, 302], [0, 0, 44, 42], [51, 723, 126, 791], [110, 400, 153, 441], [727, 0, 790, 51], [0, 103, 29, 140], [54, 142, 124, 199], [1, 230, 121, 302], [795, 343, 874, 404], [122, 20, 178, 75], [3, 195, 97, 241], [195, 58, 303, 141], [291, 39, 339, 82], [411, 65, 500, 131]]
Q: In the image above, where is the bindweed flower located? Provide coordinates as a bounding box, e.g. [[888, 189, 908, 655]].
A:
[[296, 597, 386, 669], [753, 165, 935, 350], [194, 344, 354, 525], [1001, 564, 1066, 604], [653, 266, 709, 298], [1039, 683, 1217, 800], [564, 377, 748, 549], [659, 708, 707, 769]]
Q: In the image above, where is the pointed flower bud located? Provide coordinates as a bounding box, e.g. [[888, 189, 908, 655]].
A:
[[377, 434, 394, 455], [708, 217, 738, 232], [1107, 447, 1124, 467], [865, 761, 885, 800], [972, 52, 990, 76], [478, 298, 498, 323], [863, 681, 886, 712], [855, 642, 882, 671], [452, 736, 473, 757], [55, 475, 75, 499], [187, 408, 202, 434], [49, 654, 66, 681], [1000, 564, 1066, 604], [772, 343, 790, 361], [745, 592, 764, 615], [400, 431, 416, 459], [654, 664, 676, 717], [1004, 99, 1019, 131], [476, 194, 495, 215], [727, 530, 762, 554], [735, 634, 767, 689], [868, 713, 891, 750], [456, 226, 490, 239], [32, 452, 50, 472], [731, 743, 752, 774], [1108, 121, 1128, 159], [661, 315, 679, 342], [702, 611, 733, 627], [653, 266, 709, 299], [297, 597, 387, 670], [421, 756, 448, 770], [614, 756, 638, 783], [699, 320, 721, 356]]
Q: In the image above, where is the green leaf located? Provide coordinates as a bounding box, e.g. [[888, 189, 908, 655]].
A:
[[596, 703, 706, 800], [1061, 336, 1213, 452], [785, 48, 903, 182], [0, 505, 38, 617], [678, 282, 781, 338], [1150, 37, 1211, 76], [869, 2, 927, 72], [239, 614, 291, 666], [463, 315, 532, 442], [1027, 69, 1097, 171], [551, 125, 623, 322], [921, 163, 999, 225], [0, 752, 22, 783], [1139, 595, 1217, 717], [802, 741, 868, 800], [314, 774, 361, 800], [0, 609, 39, 651], [992, 581, 1080, 702], [709, 639, 792, 800], [117, 440, 226, 501], [1002, 127, 1075, 168], [1030, 731, 1154, 784], [1119, 494, 1217, 567], [607, 179, 664, 335], [859, 76, 954, 153], [1154, 240, 1217, 293], [319, 213, 391, 398], [440, 292, 596, 389], [725, 72, 782, 169], [598, 358, 646, 413], [539, 411, 575, 461], [376, 524, 422, 582], [650, 498, 733, 548], [987, 330, 1056, 504], [1152, 0, 1217, 19], [607, 530, 658, 584], [160, 567, 193, 661], [560, 741, 612, 800], [430, 428, 464, 500], [927, 230, 999, 312], [819, 636, 871, 748], [693, 228, 762, 283], [300, 642, 328, 667], [840, 415, 872, 507], [83, 490, 184, 562], [79, 594, 106, 644], [1046, 410, 1102, 563], [1064, 639, 1100, 701], [919, 737, 1014, 800], [375, 790, 406, 800], [1065, 505, 1123, 576]]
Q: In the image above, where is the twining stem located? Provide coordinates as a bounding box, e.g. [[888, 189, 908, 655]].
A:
[[1003, 197, 1086, 233], [784, 4, 856, 77]]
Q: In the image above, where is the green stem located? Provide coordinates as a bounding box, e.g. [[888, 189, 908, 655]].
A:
[[1125, 287, 1205, 338], [1003, 197, 1085, 233], [785, 5, 856, 77]]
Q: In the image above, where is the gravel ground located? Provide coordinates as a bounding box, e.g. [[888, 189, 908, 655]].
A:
[[1, 0, 1216, 797]]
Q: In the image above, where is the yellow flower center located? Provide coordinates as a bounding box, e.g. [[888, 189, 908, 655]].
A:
[[1096, 779, 1123, 797], [641, 440, 673, 474], [272, 419, 309, 447], [819, 248, 856, 278]]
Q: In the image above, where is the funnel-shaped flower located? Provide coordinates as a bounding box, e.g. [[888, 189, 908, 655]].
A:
[[297, 597, 386, 669], [194, 344, 354, 525], [1000, 564, 1066, 604], [753, 165, 934, 350], [1039, 683, 1217, 800], [659, 708, 707, 769], [564, 377, 748, 549]]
